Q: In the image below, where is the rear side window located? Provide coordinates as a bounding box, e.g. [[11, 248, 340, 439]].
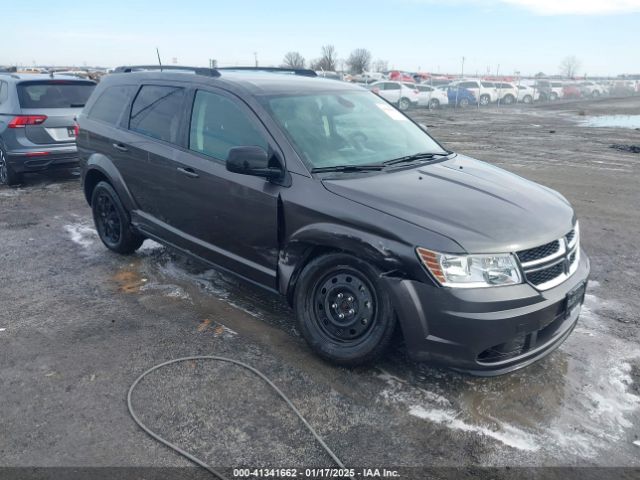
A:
[[189, 90, 267, 161], [88, 85, 136, 125], [0, 81, 8, 104], [17, 81, 95, 108], [386, 83, 401, 90], [129, 85, 186, 143]]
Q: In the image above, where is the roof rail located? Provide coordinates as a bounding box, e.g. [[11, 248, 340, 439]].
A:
[[113, 65, 220, 77], [217, 67, 317, 77]]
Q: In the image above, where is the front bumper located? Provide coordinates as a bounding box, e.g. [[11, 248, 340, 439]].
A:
[[384, 249, 590, 375], [6, 145, 79, 173]]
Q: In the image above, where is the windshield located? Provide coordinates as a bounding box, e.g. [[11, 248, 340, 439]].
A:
[[262, 91, 446, 169], [17, 80, 95, 108]]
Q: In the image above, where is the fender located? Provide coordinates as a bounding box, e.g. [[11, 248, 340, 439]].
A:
[[83, 153, 137, 213], [278, 222, 409, 299]]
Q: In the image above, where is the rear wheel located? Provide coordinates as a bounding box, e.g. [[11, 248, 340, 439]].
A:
[[522, 95, 533, 104], [91, 181, 144, 254], [294, 253, 396, 366], [398, 97, 411, 111], [592, 90, 600, 98], [428, 98, 440, 109], [479, 94, 490, 106], [459, 98, 470, 108], [0, 148, 23, 187], [550, 92, 558, 101], [502, 94, 515, 105]]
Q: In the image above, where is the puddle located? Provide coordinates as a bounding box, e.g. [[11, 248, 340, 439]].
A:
[[579, 115, 640, 128]]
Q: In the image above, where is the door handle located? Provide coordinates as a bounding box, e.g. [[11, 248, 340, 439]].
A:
[[177, 167, 199, 178], [112, 143, 128, 152]]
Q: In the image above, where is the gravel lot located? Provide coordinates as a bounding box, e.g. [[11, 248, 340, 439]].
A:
[[1, 96, 638, 479]]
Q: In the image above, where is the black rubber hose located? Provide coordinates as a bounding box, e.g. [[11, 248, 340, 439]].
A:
[[127, 356, 355, 480]]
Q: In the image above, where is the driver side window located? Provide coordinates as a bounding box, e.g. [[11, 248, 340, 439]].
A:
[[189, 90, 268, 162]]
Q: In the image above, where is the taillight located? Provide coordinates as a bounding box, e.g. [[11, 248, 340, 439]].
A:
[[74, 123, 80, 137], [8, 115, 47, 128]]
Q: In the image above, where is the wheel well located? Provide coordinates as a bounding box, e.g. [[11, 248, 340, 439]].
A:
[[285, 245, 340, 306], [84, 169, 109, 205]]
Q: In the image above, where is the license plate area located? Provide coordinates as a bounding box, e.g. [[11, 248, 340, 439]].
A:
[[566, 281, 586, 314]]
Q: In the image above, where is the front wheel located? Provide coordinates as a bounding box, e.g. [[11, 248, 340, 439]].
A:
[[522, 95, 533, 104], [479, 94, 490, 106], [0, 148, 23, 186], [294, 253, 396, 366], [428, 98, 440, 109], [91, 181, 144, 254], [550, 92, 558, 101], [459, 98, 470, 108], [502, 94, 515, 105], [398, 97, 411, 111]]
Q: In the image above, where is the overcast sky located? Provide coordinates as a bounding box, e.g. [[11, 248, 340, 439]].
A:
[[2, 0, 639, 76]]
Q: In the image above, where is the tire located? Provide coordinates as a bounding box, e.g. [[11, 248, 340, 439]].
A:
[[479, 94, 490, 106], [522, 95, 533, 104], [428, 98, 440, 109], [550, 92, 558, 101], [294, 253, 396, 366], [0, 148, 23, 187], [398, 97, 411, 111], [459, 98, 470, 108], [503, 94, 515, 105], [91, 181, 144, 254], [592, 90, 600, 98]]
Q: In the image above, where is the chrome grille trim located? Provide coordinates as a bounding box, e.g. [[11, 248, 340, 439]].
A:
[[518, 224, 580, 291]]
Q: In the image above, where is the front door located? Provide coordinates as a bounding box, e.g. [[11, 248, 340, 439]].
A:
[[157, 88, 281, 288]]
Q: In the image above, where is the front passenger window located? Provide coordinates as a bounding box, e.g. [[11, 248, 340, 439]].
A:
[[189, 90, 267, 161]]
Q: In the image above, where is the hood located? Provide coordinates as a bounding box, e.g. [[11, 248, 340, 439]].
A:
[[322, 155, 575, 253]]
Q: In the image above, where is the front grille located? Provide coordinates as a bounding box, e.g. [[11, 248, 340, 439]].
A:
[[527, 262, 564, 286], [517, 240, 560, 263], [566, 229, 576, 245], [569, 251, 577, 265]]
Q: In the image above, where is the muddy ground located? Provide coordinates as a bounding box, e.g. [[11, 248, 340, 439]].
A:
[[1, 96, 639, 479]]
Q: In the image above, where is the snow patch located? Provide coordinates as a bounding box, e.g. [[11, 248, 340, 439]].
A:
[[409, 405, 540, 452], [64, 223, 97, 248]]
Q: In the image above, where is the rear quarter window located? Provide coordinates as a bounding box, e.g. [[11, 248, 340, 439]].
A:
[[88, 85, 137, 125], [17, 81, 95, 108], [0, 81, 8, 105]]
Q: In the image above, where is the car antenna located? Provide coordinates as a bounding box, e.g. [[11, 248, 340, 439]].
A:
[[156, 47, 163, 72]]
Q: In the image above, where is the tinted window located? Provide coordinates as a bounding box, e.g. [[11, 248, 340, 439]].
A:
[[0, 81, 7, 104], [481, 82, 494, 87], [386, 83, 401, 90], [189, 90, 267, 161], [130, 85, 185, 143], [460, 81, 477, 88], [17, 80, 95, 108], [88, 85, 136, 125]]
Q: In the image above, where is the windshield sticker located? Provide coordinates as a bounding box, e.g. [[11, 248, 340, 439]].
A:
[[376, 103, 408, 121]]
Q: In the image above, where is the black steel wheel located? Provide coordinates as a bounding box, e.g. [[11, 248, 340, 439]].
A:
[[294, 253, 396, 366], [91, 181, 144, 254]]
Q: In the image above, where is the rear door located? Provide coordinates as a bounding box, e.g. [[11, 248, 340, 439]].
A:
[[117, 84, 190, 222], [16, 80, 95, 145]]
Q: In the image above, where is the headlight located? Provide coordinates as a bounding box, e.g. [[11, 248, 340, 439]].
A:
[[417, 248, 522, 288]]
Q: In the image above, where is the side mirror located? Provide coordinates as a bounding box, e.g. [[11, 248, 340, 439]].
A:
[[226, 146, 283, 180]]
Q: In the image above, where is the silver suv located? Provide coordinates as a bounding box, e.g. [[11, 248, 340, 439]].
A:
[[0, 73, 95, 185]]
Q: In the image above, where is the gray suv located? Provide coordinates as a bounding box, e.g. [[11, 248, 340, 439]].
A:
[[0, 73, 95, 185], [78, 66, 590, 375]]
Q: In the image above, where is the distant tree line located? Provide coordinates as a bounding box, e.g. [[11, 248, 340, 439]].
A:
[[281, 45, 387, 74]]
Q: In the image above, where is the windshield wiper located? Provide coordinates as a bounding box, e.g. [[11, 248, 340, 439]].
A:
[[311, 164, 384, 173], [383, 151, 452, 166]]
